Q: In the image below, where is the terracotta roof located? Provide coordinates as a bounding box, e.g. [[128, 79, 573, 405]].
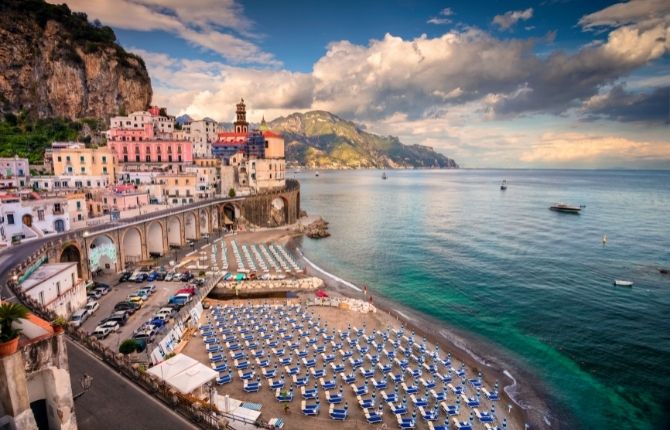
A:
[[262, 130, 282, 138]]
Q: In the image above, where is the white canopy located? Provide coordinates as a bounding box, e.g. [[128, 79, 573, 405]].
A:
[[148, 353, 217, 394]]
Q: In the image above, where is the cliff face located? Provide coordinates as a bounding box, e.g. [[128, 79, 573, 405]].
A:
[[269, 111, 459, 169], [0, 0, 152, 120]]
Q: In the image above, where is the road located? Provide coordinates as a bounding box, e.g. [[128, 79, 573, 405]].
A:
[[67, 339, 196, 430]]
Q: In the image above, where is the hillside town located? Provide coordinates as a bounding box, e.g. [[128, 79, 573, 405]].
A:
[[0, 99, 286, 248]]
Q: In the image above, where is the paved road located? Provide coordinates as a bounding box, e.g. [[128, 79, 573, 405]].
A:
[[67, 339, 196, 430]]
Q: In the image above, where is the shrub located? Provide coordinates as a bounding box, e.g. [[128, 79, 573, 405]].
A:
[[228, 188, 236, 198], [119, 339, 140, 355]]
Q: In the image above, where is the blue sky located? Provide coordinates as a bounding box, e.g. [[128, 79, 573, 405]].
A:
[[52, 0, 669, 168]]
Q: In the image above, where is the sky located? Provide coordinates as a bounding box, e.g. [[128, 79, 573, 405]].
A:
[[49, 0, 669, 168]]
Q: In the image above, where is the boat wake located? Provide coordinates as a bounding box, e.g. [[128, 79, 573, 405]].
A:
[[296, 248, 362, 292]]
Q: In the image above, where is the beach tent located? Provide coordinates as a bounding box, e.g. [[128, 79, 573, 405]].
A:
[[148, 353, 217, 395], [215, 394, 262, 429], [315, 290, 329, 298]]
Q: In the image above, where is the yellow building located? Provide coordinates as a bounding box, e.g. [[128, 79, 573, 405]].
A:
[[157, 173, 198, 204], [51, 143, 117, 182]]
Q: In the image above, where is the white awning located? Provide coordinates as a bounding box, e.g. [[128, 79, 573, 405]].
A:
[[148, 353, 217, 394]]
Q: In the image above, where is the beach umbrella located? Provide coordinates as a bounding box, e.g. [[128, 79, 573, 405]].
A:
[[502, 418, 507, 429]]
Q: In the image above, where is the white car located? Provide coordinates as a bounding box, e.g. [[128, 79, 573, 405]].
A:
[[99, 320, 120, 332], [85, 301, 100, 316], [92, 320, 120, 338]]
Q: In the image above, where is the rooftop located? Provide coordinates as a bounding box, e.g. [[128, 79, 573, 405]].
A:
[[20, 262, 78, 292]]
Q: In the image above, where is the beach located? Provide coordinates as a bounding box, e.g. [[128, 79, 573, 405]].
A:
[[176, 226, 555, 429]]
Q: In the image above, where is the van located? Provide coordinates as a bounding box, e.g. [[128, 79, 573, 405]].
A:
[[69, 309, 89, 328]]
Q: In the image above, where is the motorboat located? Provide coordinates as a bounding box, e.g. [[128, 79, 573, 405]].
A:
[[382, 172, 388, 180], [500, 179, 507, 190], [315, 171, 320, 177], [613, 280, 634, 287], [549, 203, 583, 213]]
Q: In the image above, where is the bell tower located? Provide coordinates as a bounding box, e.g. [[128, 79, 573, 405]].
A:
[[234, 98, 248, 133]]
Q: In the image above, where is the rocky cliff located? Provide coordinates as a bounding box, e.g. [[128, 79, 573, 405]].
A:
[[269, 111, 458, 169], [0, 0, 152, 120]]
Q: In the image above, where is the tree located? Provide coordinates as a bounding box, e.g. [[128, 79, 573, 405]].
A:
[[228, 188, 236, 198], [119, 339, 139, 355], [159, 107, 167, 117]]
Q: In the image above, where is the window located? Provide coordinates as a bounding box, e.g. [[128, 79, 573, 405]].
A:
[[57, 156, 62, 162], [66, 156, 70, 162], [56, 281, 61, 296], [7, 214, 14, 224], [87, 181, 91, 186], [67, 167, 73, 173], [103, 166, 107, 174], [102, 156, 107, 163], [80, 167, 85, 173], [39, 291, 45, 304], [80, 156, 85, 163], [76, 201, 81, 209], [135, 154, 140, 162], [123, 155, 128, 162], [146, 155, 151, 162]]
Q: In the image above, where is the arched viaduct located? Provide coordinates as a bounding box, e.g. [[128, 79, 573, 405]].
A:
[[42, 180, 300, 277]]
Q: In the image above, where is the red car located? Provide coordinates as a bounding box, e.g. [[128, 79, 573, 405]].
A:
[[176, 287, 196, 296]]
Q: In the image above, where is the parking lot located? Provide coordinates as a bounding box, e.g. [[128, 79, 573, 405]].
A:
[[80, 277, 195, 351]]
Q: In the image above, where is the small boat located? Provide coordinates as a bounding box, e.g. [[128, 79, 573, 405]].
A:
[[549, 203, 583, 214], [500, 179, 507, 190], [382, 172, 388, 180], [315, 171, 320, 177], [613, 280, 634, 287]]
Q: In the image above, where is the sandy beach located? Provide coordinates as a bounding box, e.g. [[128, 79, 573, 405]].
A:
[[177, 226, 556, 429]]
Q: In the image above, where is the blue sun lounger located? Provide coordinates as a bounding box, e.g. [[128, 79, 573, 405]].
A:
[[275, 388, 293, 402], [263, 368, 277, 378], [320, 378, 336, 390], [351, 383, 368, 396], [430, 389, 447, 401], [340, 372, 356, 384], [216, 371, 233, 385], [419, 406, 439, 421], [364, 409, 383, 424], [452, 418, 473, 430], [326, 390, 343, 404], [329, 404, 349, 420], [482, 388, 499, 401], [410, 394, 428, 407], [396, 414, 416, 429], [372, 377, 387, 390], [330, 362, 345, 373], [301, 385, 319, 399], [243, 379, 261, 393], [428, 422, 449, 430], [388, 402, 407, 415], [475, 409, 494, 423], [402, 383, 418, 394], [268, 378, 284, 389], [301, 400, 320, 416], [381, 390, 398, 402], [238, 369, 255, 380], [440, 402, 459, 416]]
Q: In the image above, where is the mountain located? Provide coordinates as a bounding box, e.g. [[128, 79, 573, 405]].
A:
[[0, 0, 151, 120], [268, 111, 458, 169]]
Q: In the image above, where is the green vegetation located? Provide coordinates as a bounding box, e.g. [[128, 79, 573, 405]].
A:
[[228, 188, 236, 198], [0, 303, 29, 343], [119, 339, 140, 355], [0, 113, 103, 163]]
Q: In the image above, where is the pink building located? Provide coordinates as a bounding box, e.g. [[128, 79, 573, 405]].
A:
[[107, 140, 193, 164]]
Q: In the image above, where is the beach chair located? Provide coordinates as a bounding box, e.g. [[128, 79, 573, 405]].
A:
[[482, 388, 500, 401], [389, 372, 403, 384], [402, 382, 419, 394], [234, 360, 249, 370], [420, 377, 436, 389], [301, 400, 321, 416], [325, 390, 343, 404], [430, 389, 447, 401], [378, 362, 392, 374], [388, 401, 407, 415], [428, 423, 449, 430], [320, 378, 336, 390], [262, 368, 277, 379], [359, 367, 375, 379], [452, 418, 473, 430], [340, 372, 356, 384], [211, 361, 228, 372], [292, 374, 309, 387], [448, 383, 463, 395], [357, 394, 376, 409], [238, 369, 255, 380], [396, 414, 416, 429], [285, 365, 300, 375], [310, 368, 326, 378], [268, 378, 284, 390], [328, 404, 349, 420], [419, 406, 439, 421], [216, 371, 232, 385], [330, 362, 345, 373], [275, 388, 293, 402], [410, 394, 428, 407], [474, 408, 495, 423], [243, 379, 261, 393], [301, 385, 319, 400], [364, 409, 383, 424], [461, 394, 480, 408], [440, 402, 459, 416], [351, 382, 368, 396]]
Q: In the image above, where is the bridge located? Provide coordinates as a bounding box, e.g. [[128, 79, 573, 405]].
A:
[[6, 179, 300, 283]]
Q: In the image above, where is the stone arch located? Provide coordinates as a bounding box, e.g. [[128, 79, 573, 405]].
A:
[[147, 221, 165, 257], [167, 216, 182, 247], [211, 207, 219, 231], [60, 243, 83, 278], [184, 212, 197, 240], [270, 196, 289, 226], [223, 203, 239, 230], [121, 227, 143, 266], [89, 234, 118, 273], [199, 208, 210, 235]]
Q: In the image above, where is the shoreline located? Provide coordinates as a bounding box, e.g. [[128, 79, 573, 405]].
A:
[[285, 236, 562, 430]]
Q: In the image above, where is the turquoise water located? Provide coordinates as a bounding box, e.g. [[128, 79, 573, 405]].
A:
[[296, 169, 670, 430]]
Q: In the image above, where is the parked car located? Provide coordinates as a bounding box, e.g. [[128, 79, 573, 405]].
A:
[[156, 271, 166, 281], [97, 320, 120, 332], [134, 273, 147, 283], [94, 287, 109, 296], [157, 307, 177, 319], [180, 272, 193, 282], [146, 271, 157, 282], [87, 290, 102, 300], [114, 301, 139, 314], [165, 272, 174, 281], [135, 290, 150, 301], [94, 282, 111, 292], [104, 311, 129, 326], [149, 317, 167, 328], [127, 295, 144, 306], [92, 326, 113, 339], [119, 272, 132, 282], [85, 301, 100, 316], [176, 287, 196, 296], [168, 294, 192, 307], [69, 309, 89, 328], [134, 322, 157, 336], [142, 284, 157, 294]]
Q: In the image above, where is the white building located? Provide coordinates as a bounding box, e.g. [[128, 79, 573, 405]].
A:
[[0, 195, 71, 247], [31, 174, 110, 191], [18, 262, 86, 317], [0, 156, 30, 189], [108, 106, 175, 137], [183, 119, 218, 157]]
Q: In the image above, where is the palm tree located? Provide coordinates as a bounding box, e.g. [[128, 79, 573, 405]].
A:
[[0, 303, 29, 343]]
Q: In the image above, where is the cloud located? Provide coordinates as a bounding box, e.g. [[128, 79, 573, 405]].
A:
[[520, 132, 670, 167], [428, 7, 454, 25], [579, 0, 670, 29], [133, 49, 312, 121], [581, 85, 669, 123], [492, 8, 534, 30], [49, 0, 278, 65]]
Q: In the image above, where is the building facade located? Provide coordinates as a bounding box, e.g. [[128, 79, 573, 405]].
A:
[[51, 144, 116, 183], [0, 195, 70, 247], [184, 119, 218, 157], [31, 175, 110, 192], [107, 140, 194, 165], [18, 262, 85, 317], [0, 156, 30, 189]]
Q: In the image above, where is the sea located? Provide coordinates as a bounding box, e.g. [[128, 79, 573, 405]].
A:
[[294, 169, 670, 430]]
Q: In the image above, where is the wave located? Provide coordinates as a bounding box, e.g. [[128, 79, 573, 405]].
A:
[[296, 248, 362, 292]]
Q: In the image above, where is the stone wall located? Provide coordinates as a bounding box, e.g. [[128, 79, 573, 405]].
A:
[[240, 179, 300, 228]]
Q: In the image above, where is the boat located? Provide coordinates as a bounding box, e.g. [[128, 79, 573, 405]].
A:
[[382, 172, 388, 180], [613, 280, 634, 287], [500, 179, 507, 190], [549, 203, 583, 214], [315, 171, 319, 177]]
